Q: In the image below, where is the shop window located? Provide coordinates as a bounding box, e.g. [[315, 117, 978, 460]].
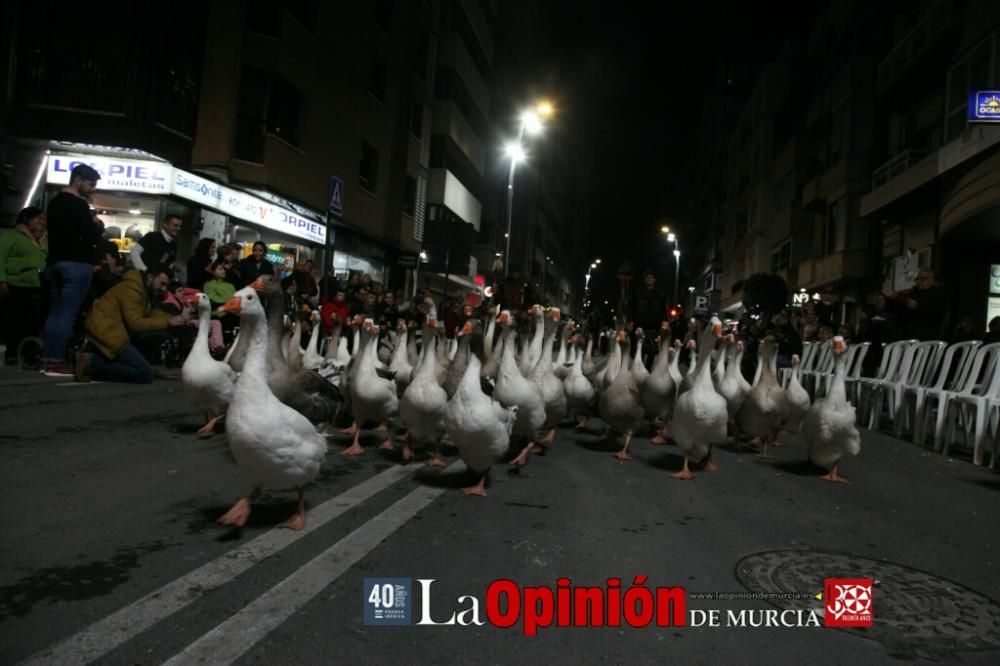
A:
[[369, 52, 387, 102], [410, 100, 424, 138], [360, 142, 379, 193], [16, 46, 129, 114], [266, 76, 304, 146], [402, 175, 417, 216], [157, 54, 201, 138], [771, 241, 791, 273], [945, 36, 995, 143]]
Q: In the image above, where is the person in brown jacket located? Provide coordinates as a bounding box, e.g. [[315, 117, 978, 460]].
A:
[[76, 266, 188, 383]]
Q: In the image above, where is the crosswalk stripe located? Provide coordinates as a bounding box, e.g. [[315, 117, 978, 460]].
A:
[[19, 463, 420, 666], [162, 483, 447, 666]]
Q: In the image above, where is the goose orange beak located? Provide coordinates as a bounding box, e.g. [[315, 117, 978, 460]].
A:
[[833, 336, 846, 353], [551, 308, 561, 321], [459, 321, 474, 336], [219, 295, 242, 314], [497, 311, 510, 325], [249, 277, 265, 292], [427, 316, 438, 328], [712, 323, 723, 337]]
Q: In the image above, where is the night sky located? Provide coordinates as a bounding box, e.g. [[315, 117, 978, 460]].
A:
[[498, 1, 818, 306]]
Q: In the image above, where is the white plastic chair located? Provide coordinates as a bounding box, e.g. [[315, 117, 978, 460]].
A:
[[944, 355, 1000, 465], [920, 342, 1000, 453], [802, 342, 834, 398], [897, 341, 980, 441], [780, 341, 815, 388], [853, 340, 916, 421], [868, 341, 945, 430]]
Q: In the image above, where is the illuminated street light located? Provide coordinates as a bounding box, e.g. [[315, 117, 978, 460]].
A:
[[667, 232, 676, 243], [503, 98, 555, 279], [660, 225, 670, 235], [595, 258, 602, 264]]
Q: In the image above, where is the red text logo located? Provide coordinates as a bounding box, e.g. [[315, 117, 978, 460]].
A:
[[824, 578, 873, 627]]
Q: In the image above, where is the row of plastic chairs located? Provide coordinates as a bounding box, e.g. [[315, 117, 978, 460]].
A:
[[860, 339, 1000, 467]]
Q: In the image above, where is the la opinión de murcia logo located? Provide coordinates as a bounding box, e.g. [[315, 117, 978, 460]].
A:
[[824, 578, 873, 628]]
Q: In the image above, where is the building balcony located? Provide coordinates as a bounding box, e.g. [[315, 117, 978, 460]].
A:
[[427, 168, 482, 231], [797, 249, 867, 289], [861, 125, 1000, 217], [438, 32, 490, 122], [801, 174, 825, 211], [431, 100, 485, 174], [876, 0, 958, 103]]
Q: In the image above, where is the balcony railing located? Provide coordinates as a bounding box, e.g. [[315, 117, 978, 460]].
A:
[[876, 0, 955, 93], [871, 149, 931, 189]]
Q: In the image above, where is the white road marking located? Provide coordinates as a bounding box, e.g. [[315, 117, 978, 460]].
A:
[[18, 463, 420, 666], [163, 483, 447, 666]]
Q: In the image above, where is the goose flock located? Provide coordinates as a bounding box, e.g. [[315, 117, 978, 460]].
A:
[[179, 283, 861, 529]]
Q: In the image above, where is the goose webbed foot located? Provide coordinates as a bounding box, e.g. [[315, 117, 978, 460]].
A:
[[425, 455, 447, 466], [218, 488, 260, 527], [342, 430, 365, 456], [819, 465, 849, 484], [613, 433, 633, 461], [197, 415, 222, 438], [340, 422, 359, 436], [461, 473, 487, 497], [510, 444, 533, 466], [671, 455, 695, 480], [278, 488, 306, 530]]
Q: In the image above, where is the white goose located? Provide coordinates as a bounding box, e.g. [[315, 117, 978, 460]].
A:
[[518, 305, 545, 376], [641, 324, 676, 445], [553, 323, 574, 381], [528, 308, 567, 447], [784, 353, 811, 432], [599, 330, 646, 461], [671, 318, 727, 479], [388, 319, 415, 395], [667, 339, 684, 391], [181, 292, 236, 438], [494, 311, 546, 466], [217, 287, 326, 530], [564, 334, 596, 427], [302, 311, 324, 371], [399, 317, 448, 464], [717, 337, 749, 435], [343, 319, 399, 455], [804, 337, 860, 483], [736, 339, 787, 458], [445, 339, 516, 496], [630, 328, 650, 389]]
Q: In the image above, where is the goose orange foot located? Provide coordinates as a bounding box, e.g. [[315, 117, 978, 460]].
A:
[[461, 476, 487, 497], [341, 442, 365, 456], [671, 457, 695, 480], [704, 458, 719, 472], [401, 444, 414, 461], [820, 466, 849, 484], [340, 422, 359, 436], [218, 498, 253, 527], [540, 429, 556, 444], [510, 446, 532, 466], [613, 449, 632, 461], [197, 416, 221, 438], [426, 455, 447, 467], [379, 438, 395, 451], [278, 489, 306, 530], [650, 432, 668, 445], [374, 423, 389, 432]]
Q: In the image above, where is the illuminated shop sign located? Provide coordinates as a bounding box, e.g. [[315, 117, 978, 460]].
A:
[[173, 170, 325, 244], [968, 90, 1000, 122], [47, 155, 171, 194]]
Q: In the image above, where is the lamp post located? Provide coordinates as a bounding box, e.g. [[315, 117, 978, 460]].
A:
[[583, 258, 601, 311], [503, 100, 554, 279], [661, 227, 681, 305]]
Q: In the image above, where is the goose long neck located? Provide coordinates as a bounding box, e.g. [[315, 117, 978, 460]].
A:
[[415, 330, 437, 379], [195, 303, 210, 346], [828, 352, 848, 403], [391, 329, 408, 364], [241, 312, 269, 386]]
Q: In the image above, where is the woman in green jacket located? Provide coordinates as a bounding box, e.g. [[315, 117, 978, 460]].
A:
[[0, 207, 47, 364]]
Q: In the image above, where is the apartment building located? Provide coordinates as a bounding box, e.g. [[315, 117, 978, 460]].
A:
[[860, 0, 1000, 331]]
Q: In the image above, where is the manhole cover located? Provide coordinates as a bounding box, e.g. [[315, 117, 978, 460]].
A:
[[735, 549, 1000, 661]]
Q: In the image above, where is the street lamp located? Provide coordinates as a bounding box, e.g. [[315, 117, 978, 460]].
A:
[[503, 99, 555, 279], [584, 258, 601, 310], [661, 229, 681, 305]]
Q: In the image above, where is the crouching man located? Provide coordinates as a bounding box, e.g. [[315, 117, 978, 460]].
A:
[[76, 265, 188, 383]]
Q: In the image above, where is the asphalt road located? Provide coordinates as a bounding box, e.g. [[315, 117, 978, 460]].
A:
[[1, 368, 999, 665]]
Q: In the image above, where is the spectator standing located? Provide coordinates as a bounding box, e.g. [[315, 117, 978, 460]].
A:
[[895, 269, 949, 341], [768, 310, 803, 368], [983, 316, 1000, 344], [0, 207, 48, 364], [496, 265, 535, 315], [238, 241, 276, 284], [631, 270, 667, 331], [186, 238, 216, 290], [40, 164, 104, 376], [376, 290, 399, 329], [77, 266, 188, 383], [292, 259, 319, 302], [320, 290, 351, 334], [130, 215, 182, 274]]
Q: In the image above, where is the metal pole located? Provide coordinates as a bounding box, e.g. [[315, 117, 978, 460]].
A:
[[673, 245, 680, 306], [503, 123, 526, 280]]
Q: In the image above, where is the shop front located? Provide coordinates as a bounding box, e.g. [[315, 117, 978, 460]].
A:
[[28, 142, 327, 282]]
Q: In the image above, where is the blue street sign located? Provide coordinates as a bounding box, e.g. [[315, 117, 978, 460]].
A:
[[968, 90, 1000, 122], [328, 176, 344, 216]]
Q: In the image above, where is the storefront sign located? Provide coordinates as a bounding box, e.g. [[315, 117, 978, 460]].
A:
[[172, 169, 325, 245], [47, 155, 171, 194], [969, 90, 1000, 122]]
